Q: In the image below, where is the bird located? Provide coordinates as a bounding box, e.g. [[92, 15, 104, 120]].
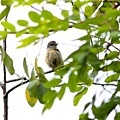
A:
[[45, 41, 63, 70]]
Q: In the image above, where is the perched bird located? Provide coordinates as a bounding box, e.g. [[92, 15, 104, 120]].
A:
[[45, 41, 63, 70]]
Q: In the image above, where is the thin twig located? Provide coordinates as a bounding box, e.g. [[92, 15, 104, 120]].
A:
[[31, 5, 41, 12], [102, 85, 113, 94], [5, 61, 117, 98], [93, 82, 117, 86], [4, 70, 54, 97], [44, 70, 54, 74], [4, 80, 29, 97], [105, 41, 120, 52], [6, 70, 54, 83], [4, 69, 55, 97], [37, 38, 43, 58], [4, 77, 117, 98], [6, 77, 27, 83], [4, 64, 66, 97]]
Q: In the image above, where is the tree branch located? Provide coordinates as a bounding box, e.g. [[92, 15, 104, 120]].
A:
[[31, 5, 41, 12], [4, 69, 55, 97], [4, 64, 66, 97], [6, 70, 54, 83], [93, 82, 117, 86], [3, 6, 11, 120], [6, 77, 27, 83], [4, 80, 29, 97], [106, 41, 120, 52]]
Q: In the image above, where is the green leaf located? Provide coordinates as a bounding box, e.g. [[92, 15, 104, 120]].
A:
[[23, 57, 29, 78], [88, 53, 101, 70], [30, 68, 36, 81], [74, 87, 88, 106], [62, 10, 69, 18], [73, 0, 89, 8], [85, 6, 94, 17], [102, 61, 120, 72], [92, 97, 120, 120], [42, 90, 57, 113], [78, 34, 91, 41], [0, 31, 7, 40], [35, 60, 43, 76], [91, 69, 98, 78], [115, 112, 120, 120], [0, 6, 10, 20], [47, 0, 57, 4], [17, 35, 39, 48], [0, 46, 15, 75], [1, 21, 16, 32], [79, 113, 89, 120], [37, 83, 48, 104], [59, 20, 69, 30], [28, 11, 40, 23], [17, 20, 28, 26], [110, 31, 120, 44], [27, 80, 39, 98], [35, 58, 47, 83], [83, 102, 91, 112], [105, 51, 119, 60], [29, 25, 49, 36], [25, 88, 37, 107], [41, 10, 53, 19], [37, 67, 47, 83], [69, 14, 80, 21], [42, 97, 55, 113], [110, 20, 119, 31], [1, 0, 14, 5], [0, 46, 5, 62], [73, 22, 90, 30], [105, 73, 119, 83], [57, 84, 66, 100], [67, 43, 89, 62], [44, 78, 61, 88], [55, 65, 69, 77], [27, 80, 39, 91], [14, 0, 43, 6], [113, 81, 120, 97], [68, 72, 77, 92], [105, 9, 120, 20], [16, 29, 27, 38], [27, 78, 48, 104], [4, 53, 15, 75], [77, 66, 90, 84]]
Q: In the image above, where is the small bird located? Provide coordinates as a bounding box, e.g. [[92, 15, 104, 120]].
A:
[[45, 41, 63, 70]]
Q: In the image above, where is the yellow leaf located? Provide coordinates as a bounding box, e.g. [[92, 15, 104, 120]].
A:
[[25, 89, 37, 107]]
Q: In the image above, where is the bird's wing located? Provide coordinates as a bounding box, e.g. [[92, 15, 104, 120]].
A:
[[48, 50, 58, 66], [46, 49, 63, 69], [45, 50, 58, 68]]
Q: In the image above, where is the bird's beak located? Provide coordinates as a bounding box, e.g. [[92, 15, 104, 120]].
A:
[[55, 43, 58, 46]]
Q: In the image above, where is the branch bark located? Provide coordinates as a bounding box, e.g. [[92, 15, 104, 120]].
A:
[[4, 69, 54, 97], [3, 6, 11, 120], [4, 65, 66, 97], [93, 82, 117, 86], [6, 77, 26, 83]]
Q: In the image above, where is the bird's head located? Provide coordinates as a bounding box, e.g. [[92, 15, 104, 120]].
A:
[[47, 41, 58, 49]]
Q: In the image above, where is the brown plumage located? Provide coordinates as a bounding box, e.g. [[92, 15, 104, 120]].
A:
[[45, 41, 63, 70]]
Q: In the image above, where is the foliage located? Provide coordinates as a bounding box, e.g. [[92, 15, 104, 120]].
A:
[[0, 0, 120, 120]]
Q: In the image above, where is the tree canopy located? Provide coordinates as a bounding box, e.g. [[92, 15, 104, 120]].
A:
[[0, 0, 120, 120]]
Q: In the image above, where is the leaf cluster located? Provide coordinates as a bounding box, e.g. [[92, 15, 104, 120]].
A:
[[0, 0, 120, 119]]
